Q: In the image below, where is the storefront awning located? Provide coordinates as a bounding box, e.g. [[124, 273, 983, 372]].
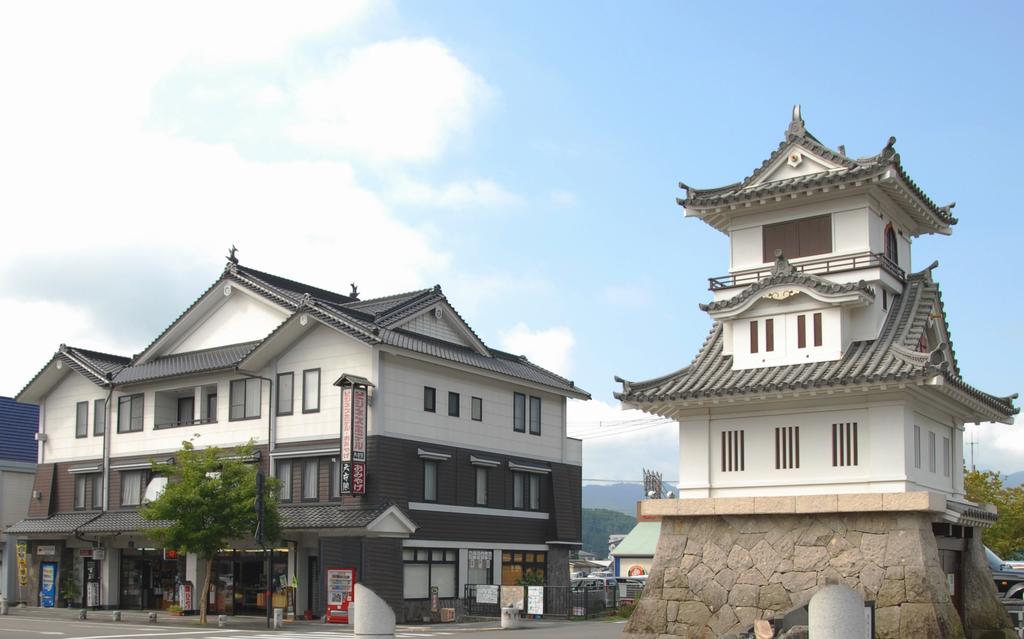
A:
[[281, 503, 417, 535], [6, 512, 101, 534], [78, 511, 172, 533]]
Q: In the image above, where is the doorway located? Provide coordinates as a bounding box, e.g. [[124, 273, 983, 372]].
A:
[[307, 556, 320, 618]]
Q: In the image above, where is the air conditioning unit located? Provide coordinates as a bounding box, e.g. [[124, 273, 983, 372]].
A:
[[34, 433, 47, 442], [32, 490, 42, 500]]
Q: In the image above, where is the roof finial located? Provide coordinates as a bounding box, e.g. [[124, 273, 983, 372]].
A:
[[226, 245, 239, 265], [788, 104, 805, 135], [771, 249, 795, 275], [792, 104, 802, 123], [349, 283, 359, 300]]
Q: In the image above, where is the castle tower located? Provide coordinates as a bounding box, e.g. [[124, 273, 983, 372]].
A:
[[615, 108, 1018, 638]]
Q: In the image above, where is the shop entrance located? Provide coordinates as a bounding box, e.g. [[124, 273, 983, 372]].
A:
[[119, 549, 183, 610], [209, 549, 288, 616]]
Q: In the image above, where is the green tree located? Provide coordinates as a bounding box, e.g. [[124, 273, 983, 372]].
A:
[[582, 508, 637, 558], [964, 469, 1024, 559], [141, 439, 281, 624]]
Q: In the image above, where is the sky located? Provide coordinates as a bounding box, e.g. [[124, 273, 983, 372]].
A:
[[1, 1, 1023, 482]]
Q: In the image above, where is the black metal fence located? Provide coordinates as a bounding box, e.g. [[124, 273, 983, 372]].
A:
[[462, 584, 620, 620]]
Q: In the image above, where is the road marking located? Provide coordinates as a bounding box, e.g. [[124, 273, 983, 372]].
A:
[[66, 632, 240, 639]]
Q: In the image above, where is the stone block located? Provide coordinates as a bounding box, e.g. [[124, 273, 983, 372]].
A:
[[876, 579, 906, 608], [714, 497, 754, 515], [794, 494, 838, 513], [750, 539, 782, 579], [793, 545, 830, 571], [687, 564, 715, 594], [736, 568, 768, 586], [727, 545, 754, 571], [703, 541, 728, 573], [830, 548, 865, 577], [883, 529, 927, 567], [874, 606, 901, 639], [860, 533, 888, 565], [837, 493, 884, 512], [676, 498, 716, 516], [780, 571, 817, 593], [758, 583, 790, 611], [697, 579, 728, 612], [728, 583, 758, 608], [881, 491, 944, 512], [898, 602, 942, 637], [754, 496, 796, 514], [707, 604, 738, 637], [715, 567, 737, 591], [860, 563, 885, 595], [676, 600, 712, 626]]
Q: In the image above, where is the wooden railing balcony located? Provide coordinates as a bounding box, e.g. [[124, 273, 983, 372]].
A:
[[708, 252, 906, 290]]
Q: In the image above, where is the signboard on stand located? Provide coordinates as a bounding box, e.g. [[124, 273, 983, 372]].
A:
[[16, 543, 28, 587], [527, 586, 544, 616], [337, 376, 371, 495], [325, 568, 355, 624]]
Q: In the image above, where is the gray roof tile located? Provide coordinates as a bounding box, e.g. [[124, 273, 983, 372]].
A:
[[280, 502, 403, 529], [78, 511, 172, 533], [616, 268, 1016, 419], [114, 342, 260, 385], [6, 512, 101, 534]]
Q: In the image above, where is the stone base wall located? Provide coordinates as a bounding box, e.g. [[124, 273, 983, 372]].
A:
[[624, 511, 973, 638]]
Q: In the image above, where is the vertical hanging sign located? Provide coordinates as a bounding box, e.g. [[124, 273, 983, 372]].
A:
[[338, 376, 370, 495]]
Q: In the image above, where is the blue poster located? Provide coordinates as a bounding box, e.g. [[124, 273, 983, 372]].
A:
[[39, 562, 58, 608]]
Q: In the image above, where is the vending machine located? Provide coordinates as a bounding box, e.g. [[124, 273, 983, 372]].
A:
[[324, 568, 355, 624]]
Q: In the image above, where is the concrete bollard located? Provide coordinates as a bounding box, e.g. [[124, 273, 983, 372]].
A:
[[217, 615, 227, 628], [346, 603, 355, 627], [500, 604, 520, 629], [0, 596, 8, 616], [808, 585, 865, 639], [353, 583, 395, 639], [112, 611, 121, 622], [148, 612, 158, 623], [79, 609, 87, 620], [273, 608, 283, 629]]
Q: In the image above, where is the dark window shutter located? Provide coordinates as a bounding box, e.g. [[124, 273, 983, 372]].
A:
[[763, 214, 831, 262], [797, 315, 806, 349], [798, 215, 832, 257], [749, 321, 758, 353], [813, 313, 823, 347], [765, 319, 774, 352], [762, 220, 801, 263]]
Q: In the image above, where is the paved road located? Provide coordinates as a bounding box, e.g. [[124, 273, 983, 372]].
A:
[[0, 612, 627, 639]]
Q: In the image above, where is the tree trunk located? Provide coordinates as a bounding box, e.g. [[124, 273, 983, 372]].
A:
[[200, 556, 214, 625]]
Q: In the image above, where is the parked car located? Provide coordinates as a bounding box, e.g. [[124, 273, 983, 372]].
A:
[[571, 576, 619, 608], [986, 547, 1024, 599]]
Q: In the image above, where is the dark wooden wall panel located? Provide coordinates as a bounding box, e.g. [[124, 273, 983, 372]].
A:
[[27, 464, 54, 518], [362, 538, 404, 621]]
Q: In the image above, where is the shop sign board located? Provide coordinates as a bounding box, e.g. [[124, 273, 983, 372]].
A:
[[340, 384, 368, 495], [39, 562, 58, 608], [179, 583, 193, 610], [325, 567, 355, 624], [527, 586, 544, 615], [500, 585, 524, 611], [93, 548, 106, 561], [16, 542, 28, 586], [36, 545, 56, 556], [475, 585, 498, 604]]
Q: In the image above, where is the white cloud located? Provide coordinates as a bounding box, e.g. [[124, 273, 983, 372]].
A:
[[549, 189, 579, 208], [286, 38, 493, 163], [965, 422, 1024, 475], [498, 324, 575, 376], [567, 399, 678, 483], [390, 177, 521, 209]]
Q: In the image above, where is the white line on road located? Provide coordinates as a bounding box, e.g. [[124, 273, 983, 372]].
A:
[[62, 632, 241, 639]]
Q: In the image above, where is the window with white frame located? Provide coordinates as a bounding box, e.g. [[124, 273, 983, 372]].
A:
[[277, 460, 292, 502], [467, 549, 493, 585], [302, 459, 319, 501], [277, 372, 294, 416], [423, 460, 438, 502], [471, 396, 483, 421], [93, 398, 106, 436], [529, 396, 541, 435], [117, 394, 144, 433], [513, 472, 541, 510], [91, 474, 102, 509], [74, 475, 88, 509], [513, 393, 526, 432], [402, 548, 456, 599]]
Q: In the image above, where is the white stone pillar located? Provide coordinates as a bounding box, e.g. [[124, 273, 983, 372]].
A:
[[185, 553, 201, 612], [808, 584, 866, 639], [101, 547, 119, 608], [678, 414, 710, 498], [353, 583, 394, 639], [194, 387, 202, 422]]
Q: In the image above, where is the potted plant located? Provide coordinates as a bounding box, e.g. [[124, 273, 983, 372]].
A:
[[59, 569, 80, 608], [167, 604, 183, 616]]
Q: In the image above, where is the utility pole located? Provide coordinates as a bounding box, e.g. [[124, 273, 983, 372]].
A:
[[968, 429, 978, 472]]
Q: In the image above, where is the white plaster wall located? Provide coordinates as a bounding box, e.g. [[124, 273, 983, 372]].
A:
[[833, 208, 869, 255], [41, 370, 106, 463], [676, 397, 914, 498], [731, 306, 842, 370], [379, 353, 570, 464], [169, 290, 288, 354], [730, 227, 763, 271], [110, 372, 270, 457], [274, 324, 373, 443], [906, 404, 958, 495]]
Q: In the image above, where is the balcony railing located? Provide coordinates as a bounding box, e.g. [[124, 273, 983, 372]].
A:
[[708, 252, 905, 290]]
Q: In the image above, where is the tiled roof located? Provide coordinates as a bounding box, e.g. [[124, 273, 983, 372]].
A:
[[0, 396, 39, 463], [616, 267, 1017, 421], [700, 257, 875, 314], [280, 502, 402, 529], [679, 110, 957, 234], [78, 511, 172, 533], [6, 512, 100, 534], [65, 347, 131, 377], [114, 342, 261, 386]]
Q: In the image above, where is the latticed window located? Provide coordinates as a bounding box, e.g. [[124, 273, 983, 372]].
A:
[[832, 422, 858, 466], [775, 426, 799, 469], [720, 430, 744, 472]]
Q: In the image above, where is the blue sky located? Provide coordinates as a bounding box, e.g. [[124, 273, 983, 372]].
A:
[[1, 1, 1021, 480]]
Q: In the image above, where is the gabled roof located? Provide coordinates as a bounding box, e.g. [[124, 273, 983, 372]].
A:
[[16, 344, 131, 403], [679, 106, 958, 237], [610, 521, 661, 557], [615, 264, 1017, 423]]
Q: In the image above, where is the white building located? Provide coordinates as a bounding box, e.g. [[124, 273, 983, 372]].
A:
[[9, 257, 588, 621], [615, 108, 1017, 638]]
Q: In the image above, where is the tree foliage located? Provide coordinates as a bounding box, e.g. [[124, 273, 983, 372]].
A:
[[141, 438, 281, 623], [964, 469, 1024, 559], [582, 507, 637, 558]]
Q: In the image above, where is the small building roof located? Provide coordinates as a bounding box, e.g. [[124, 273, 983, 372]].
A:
[[679, 107, 958, 237], [610, 521, 661, 557], [616, 264, 1017, 423]]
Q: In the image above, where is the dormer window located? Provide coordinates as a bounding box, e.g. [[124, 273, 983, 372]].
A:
[[762, 214, 832, 263]]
